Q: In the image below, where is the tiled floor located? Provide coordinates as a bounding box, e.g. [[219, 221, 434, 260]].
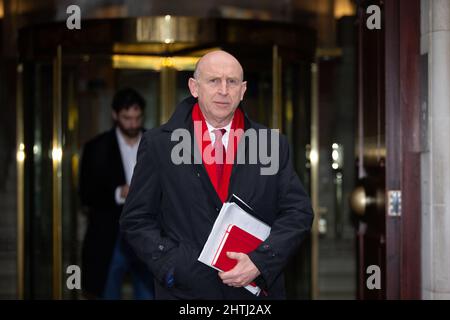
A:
[[318, 237, 356, 300]]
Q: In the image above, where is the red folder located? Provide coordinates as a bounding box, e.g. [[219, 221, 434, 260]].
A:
[[212, 224, 263, 272]]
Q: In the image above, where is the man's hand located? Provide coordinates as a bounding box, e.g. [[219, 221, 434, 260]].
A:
[[120, 184, 130, 199], [218, 252, 261, 287]]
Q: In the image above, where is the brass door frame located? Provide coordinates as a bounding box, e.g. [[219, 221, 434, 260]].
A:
[[310, 62, 319, 299], [52, 45, 63, 300], [16, 64, 25, 300], [272, 45, 282, 131]]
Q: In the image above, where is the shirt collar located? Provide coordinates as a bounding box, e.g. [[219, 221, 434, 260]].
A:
[[115, 127, 141, 148], [204, 120, 232, 135]]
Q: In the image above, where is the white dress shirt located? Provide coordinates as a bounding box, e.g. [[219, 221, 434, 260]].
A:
[[114, 127, 142, 205], [205, 120, 232, 149]]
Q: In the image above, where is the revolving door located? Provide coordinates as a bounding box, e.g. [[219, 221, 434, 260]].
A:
[[17, 16, 315, 299]]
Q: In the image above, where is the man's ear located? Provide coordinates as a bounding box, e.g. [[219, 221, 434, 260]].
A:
[[112, 111, 118, 121], [188, 78, 199, 98], [240, 81, 247, 101]]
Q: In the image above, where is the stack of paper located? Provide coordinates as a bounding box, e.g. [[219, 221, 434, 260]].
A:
[[198, 195, 271, 295]]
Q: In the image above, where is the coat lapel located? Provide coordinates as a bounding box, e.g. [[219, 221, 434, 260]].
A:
[[227, 114, 252, 201], [188, 118, 224, 209], [163, 97, 223, 209]]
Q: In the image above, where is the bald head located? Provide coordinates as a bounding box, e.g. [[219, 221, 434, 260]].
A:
[[193, 50, 244, 81], [188, 50, 247, 128]]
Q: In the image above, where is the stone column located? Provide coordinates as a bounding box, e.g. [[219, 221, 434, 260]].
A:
[[421, 0, 450, 300]]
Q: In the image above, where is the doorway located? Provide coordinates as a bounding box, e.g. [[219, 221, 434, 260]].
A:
[[17, 16, 316, 299]]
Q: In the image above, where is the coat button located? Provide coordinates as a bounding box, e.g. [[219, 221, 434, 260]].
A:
[[263, 244, 270, 250], [158, 244, 165, 251], [196, 172, 200, 177], [215, 207, 219, 212]]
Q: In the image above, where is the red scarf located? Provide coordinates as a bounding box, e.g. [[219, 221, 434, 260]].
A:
[[192, 103, 244, 202]]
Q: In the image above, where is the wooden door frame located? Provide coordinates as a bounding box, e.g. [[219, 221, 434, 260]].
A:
[[385, 0, 421, 299]]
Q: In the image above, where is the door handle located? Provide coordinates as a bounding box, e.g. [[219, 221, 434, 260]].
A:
[[350, 178, 385, 217], [350, 185, 370, 216]]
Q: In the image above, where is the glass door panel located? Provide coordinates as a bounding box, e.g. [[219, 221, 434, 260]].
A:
[[22, 61, 54, 299]]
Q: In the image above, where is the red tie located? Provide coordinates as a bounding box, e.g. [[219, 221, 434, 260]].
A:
[[212, 129, 226, 183]]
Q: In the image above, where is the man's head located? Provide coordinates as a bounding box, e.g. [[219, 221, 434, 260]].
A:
[[112, 88, 145, 138], [188, 50, 247, 127]]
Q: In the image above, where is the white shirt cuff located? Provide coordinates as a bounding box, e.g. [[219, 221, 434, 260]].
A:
[[115, 186, 126, 205]]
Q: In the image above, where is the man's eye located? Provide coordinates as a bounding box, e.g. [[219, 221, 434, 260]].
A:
[[228, 79, 238, 85], [209, 79, 219, 84]]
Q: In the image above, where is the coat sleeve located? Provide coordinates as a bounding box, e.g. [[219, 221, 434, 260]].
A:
[[119, 133, 178, 284], [248, 134, 314, 289]]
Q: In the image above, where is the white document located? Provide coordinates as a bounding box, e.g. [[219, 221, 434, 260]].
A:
[[198, 195, 271, 296]]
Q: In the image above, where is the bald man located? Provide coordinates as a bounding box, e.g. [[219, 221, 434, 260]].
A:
[[120, 51, 313, 299]]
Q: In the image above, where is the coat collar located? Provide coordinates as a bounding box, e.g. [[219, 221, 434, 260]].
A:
[[162, 96, 255, 208], [161, 96, 252, 132]]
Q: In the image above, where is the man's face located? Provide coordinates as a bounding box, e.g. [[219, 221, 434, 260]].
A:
[[188, 52, 247, 126], [113, 104, 143, 138]]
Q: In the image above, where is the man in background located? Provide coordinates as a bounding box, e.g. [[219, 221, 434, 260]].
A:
[[79, 88, 154, 299]]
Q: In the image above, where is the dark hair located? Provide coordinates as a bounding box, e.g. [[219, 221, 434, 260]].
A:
[[112, 88, 146, 112]]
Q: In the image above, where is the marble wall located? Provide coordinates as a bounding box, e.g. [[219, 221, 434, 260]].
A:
[[420, 0, 450, 300]]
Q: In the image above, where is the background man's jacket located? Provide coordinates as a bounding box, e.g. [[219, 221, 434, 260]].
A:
[[79, 128, 145, 297]]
